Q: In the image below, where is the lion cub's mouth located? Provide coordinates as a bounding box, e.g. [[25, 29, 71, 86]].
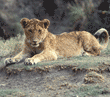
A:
[[27, 39, 43, 47], [30, 41, 43, 47], [31, 44, 40, 47]]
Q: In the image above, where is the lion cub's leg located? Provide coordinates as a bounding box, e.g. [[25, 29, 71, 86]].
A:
[[83, 46, 101, 56], [24, 50, 57, 65], [4, 50, 30, 65], [82, 52, 91, 56], [82, 52, 96, 56]]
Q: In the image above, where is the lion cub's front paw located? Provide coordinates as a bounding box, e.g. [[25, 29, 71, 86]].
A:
[[4, 57, 21, 65], [24, 58, 40, 65], [24, 58, 35, 65], [4, 58, 16, 65]]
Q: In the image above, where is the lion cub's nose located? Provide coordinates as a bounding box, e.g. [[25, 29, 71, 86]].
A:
[[33, 41, 37, 45]]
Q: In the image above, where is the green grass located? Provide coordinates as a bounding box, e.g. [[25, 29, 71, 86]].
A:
[[64, 84, 109, 97], [0, 89, 26, 97], [5, 52, 110, 71], [102, 45, 110, 55], [74, 85, 109, 97]]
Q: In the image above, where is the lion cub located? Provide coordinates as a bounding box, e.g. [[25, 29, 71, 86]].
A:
[[4, 18, 109, 65]]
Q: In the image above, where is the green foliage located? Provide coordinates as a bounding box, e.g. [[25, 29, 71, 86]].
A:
[[9, 22, 23, 35], [0, 10, 23, 36], [68, 0, 110, 33], [69, 3, 85, 22], [69, 0, 95, 22]]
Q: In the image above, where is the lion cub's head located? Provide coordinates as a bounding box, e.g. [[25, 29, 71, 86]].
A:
[[20, 18, 50, 47]]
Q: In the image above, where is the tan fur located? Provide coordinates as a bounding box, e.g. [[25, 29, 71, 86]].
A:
[[4, 18, 109, 65]]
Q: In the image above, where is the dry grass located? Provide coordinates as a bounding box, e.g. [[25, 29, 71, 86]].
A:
[[84, 71, 104, 83], [0, 34, 24, 57]]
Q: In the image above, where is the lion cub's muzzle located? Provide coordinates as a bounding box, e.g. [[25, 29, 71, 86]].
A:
[[30, 40, 39, 47], [31, 40, 43, 47], [32, 41, 37, 45]]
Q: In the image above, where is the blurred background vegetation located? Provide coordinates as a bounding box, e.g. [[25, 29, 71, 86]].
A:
[[0, 0, 110, 40]]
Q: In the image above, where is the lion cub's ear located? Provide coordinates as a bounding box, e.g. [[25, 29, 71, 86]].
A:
[[20, 18, 30, 28], [39, 19, 50, 29]]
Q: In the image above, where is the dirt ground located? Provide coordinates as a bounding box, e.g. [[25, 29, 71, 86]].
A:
[[0, 54, 110, 97]]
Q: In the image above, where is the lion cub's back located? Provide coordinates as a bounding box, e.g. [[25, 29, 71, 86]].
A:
[[55, 31, 83, 57]]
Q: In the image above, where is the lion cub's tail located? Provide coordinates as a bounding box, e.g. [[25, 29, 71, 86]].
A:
[[94, 28, 109, 50]]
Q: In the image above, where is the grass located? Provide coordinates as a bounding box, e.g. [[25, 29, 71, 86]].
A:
[[0, 34, 24, 57], [4, 54, 110, 72], [74, 84, 109, 97], [64, 84, 109, 97], [0, 89, 26, 97], [102, 46, 110, 55]]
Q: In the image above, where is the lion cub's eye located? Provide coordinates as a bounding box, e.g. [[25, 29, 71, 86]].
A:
[[29, 29, 32, 33], [38, 30, 42, 34]]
